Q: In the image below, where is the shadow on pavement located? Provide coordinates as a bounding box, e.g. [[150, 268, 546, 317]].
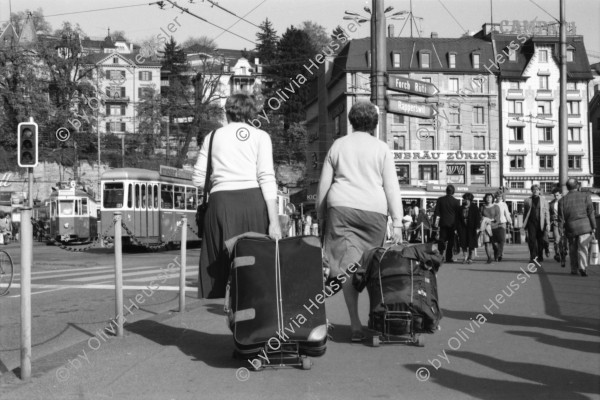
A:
[[506, 330, 600, 354], [125, 319, 239, 369]]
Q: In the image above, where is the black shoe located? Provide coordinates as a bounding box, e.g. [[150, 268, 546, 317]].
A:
[[570, 270, 578, 275], [561, 262, 566, 268], [445, 259, 455, 263], [497, 256, 502, 262], [486, 259, 493, 264], [580, 269, 588, 277]]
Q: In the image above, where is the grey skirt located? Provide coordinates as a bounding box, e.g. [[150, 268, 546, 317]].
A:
[[322, 206, 387, 277]]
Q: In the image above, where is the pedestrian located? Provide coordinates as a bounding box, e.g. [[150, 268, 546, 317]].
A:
[[316, 101, 403, 342], [558, 178, 596, 276], [410, 201, 419, 222], [522, 184, 550, 264], [455, 192, 481, 264], [433, 184, 460, 262], [480, 193, 500, 264], [192, 93, 282, 299], [549, 187, 567, 266], [492, 190, 513, 261], [0, 211, 12, 244]]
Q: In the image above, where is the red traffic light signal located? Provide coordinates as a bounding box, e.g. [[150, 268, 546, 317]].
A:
[[18, 121, 39, 168]]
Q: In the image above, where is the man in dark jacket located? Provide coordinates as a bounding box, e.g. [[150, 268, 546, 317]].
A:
[[558, 179, 597, 276], [433, 184, 461, 262]]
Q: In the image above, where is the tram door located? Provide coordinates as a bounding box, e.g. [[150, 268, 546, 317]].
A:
[[133, 183, 146, 238], [147, 183, 160, 239]]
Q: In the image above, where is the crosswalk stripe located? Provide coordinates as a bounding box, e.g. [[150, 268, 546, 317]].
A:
[[126, 271, 197, 283], [30, 265, 157, 280], [8, 283, 197, 292], [63, 268, 184, 282]]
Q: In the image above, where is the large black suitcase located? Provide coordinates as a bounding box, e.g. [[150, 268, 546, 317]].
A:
[[226, 235, 328, 362], [353, 243, 442, 336]]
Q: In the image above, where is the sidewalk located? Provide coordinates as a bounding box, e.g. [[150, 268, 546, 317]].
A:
[[1, 243, 598, 400]]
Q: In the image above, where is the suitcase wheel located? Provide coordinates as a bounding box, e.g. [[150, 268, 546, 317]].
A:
[[372, 336, 381, 347], [301, 356, 312, 370], [414, 334, 425, 347]]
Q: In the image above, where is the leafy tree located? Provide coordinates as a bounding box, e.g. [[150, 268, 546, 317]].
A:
[[299, 21, 329, 54], [4, 8, 52, 35], [182, 36, 218, 50]]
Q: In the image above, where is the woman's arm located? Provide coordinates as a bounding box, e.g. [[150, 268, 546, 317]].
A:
[[316, 149, 334, 222], [256, 132, 281, 239], [382, 150, 403, 242], [192, 132, 211, 189]]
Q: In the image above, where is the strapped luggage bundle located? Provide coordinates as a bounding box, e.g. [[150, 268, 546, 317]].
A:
[[353, 242, 442, 346], [225, 234, 328, 370]]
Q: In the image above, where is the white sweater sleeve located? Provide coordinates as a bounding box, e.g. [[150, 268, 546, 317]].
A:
[[256, 132, 277, 200], [192, 132, 210, 189]]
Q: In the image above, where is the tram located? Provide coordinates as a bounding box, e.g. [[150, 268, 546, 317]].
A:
[[48, 182, 98, 243], [99, 166, 201, 247]]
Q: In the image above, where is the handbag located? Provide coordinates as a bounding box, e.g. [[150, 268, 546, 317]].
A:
[[195, 131, 215, 234], [590, 238, 599, 265]]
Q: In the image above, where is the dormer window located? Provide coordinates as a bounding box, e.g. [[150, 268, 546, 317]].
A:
[[392, 52, 401, 68], [420, 51, 431, 69], [472, 53, 480, 69], [539, 49, 548, 63], [567, 46, 574, 62], [448, 53, 456, 69], [509, 49, 517, 62], [113, 57, 118, 64], [224, 64, 230, 73]]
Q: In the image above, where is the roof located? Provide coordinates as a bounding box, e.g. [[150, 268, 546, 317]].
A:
[[81, 52, 161, 67], [0, 23, 18, 47], [493, 34, 593, 80], [184, 45, 252, 66], [18, 14, 38, 46], [101, 168, 161, 181]]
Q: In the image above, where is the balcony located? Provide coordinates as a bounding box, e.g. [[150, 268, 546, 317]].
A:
[[506, 89, 524, 99], [535, 89, 553, 100], [566, 90, 582, 100], [105, 95, 130, 103]]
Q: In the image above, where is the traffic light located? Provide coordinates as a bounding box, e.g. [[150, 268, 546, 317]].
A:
[[17, 121, 39, 168]]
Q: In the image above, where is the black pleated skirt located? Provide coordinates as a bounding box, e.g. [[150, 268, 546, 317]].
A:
[[199, 188, 269, 299]]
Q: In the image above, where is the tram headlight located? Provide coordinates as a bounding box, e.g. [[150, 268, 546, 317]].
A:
[[64, 223, 69, 228]]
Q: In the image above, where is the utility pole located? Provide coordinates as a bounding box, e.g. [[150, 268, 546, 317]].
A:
[[371, 0, 387, 143], [558, 0, 568, 193]]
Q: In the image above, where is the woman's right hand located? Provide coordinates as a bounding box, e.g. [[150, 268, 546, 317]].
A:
[[392, 226, 403, 243], [268, 221, 282, 240]]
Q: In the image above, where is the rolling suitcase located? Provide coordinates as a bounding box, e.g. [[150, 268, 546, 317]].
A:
[[353, 242, 442, 346], [225, 235, 328, 369]]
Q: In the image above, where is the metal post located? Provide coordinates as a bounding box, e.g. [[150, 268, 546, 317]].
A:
[[420, 223, 424, 244], [559, 0, 568, 193], [113, 212, 123, 337], [28, 168, 33, 208], [179, 217, 187, 312], [371, 0, 387, 143], [20, 207, 32, 380]]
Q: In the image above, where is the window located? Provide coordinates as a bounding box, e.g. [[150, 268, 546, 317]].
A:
[[567, 82, 576, 90], [107, 70, 125, 81], [510, 182, 525, 189], [106, 122, 126, 132], [568, 155, 582, 169], [449, 108, 460, 124], [135, 184, 140, 208], [449, 53, 456, 68], [567, 101, 580, 115], [473, 53, 480, 69], [568, 127, 581, 142], [127, 183, 132, 208], [567, 49, 574, 62], [509, 81, 521, 89], [174, 186, 186, 209], [103, 182, 124, 209], [508, 100, 523, 114], [473, 136, 485, 150], [418, 165, 438, 180], [470, 164, 487, 184], [107, 87, 126, 98], [148, 185, 153, 209], [186, 187, 196, 210], [141, 184, 146, 209], [449, 78, 459, 93], [537, 101, 551, 115], [113, 57, 118, 64], [422, 77, 431, 83], [447, 164, 465, 184], [392, 114, 405, 124], [392, 52, 401, 68], [449, 135, 461, 150], [540, 182, 555, 193], [473, 107, 484, 124], [420, 136, 434, 150], [109, 105, 125, 116], [510, 155, 525, 169], [396, 164, 410, 184], [539, 155, 554, 169], [161, 184, 173, 209], [394, 135, 406, 150], [539, 49, 548, 62], [334, 115, 341, 136], [510, 127, 524, 141], [538, 127, 552, 142], [139, 71, 152, 81], [153, 184, 159, 209], [539, 75, 549, 89], [509, 49, 517, 62], [82, 198, 88, 215], [421, 52, 430, 68], [138, 87, 153, 98]]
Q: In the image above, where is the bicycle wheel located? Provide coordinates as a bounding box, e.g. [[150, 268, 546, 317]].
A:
[[0, 250, 14, 296]]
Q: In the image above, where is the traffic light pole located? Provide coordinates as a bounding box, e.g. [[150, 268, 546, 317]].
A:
[[28, 168, 33, 208]]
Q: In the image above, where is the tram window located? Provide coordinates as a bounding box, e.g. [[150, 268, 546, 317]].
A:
[[154, 184, 159, 208], [135, 184, 140, 209], [82, 198, 88, 215], [141, 184, 146, 209], [75, 199, 79, 215], [51, 201, 56, 217], [161, 184, 173, 209], [103, 183, 124, 208], [59, 200, 74, 215], [186, 187, 197, 210], [148, 185, 153, 209], [127, 184, 132, 208], [174, 186, 185, 210]]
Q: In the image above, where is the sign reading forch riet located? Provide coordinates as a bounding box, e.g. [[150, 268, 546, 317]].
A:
[[386, 99, 438, 119], [387, 75, 439, 97]]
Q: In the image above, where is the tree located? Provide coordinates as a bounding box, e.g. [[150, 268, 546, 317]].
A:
[[136, 87, 162, 156], [299, 21, 329, 54], [255, 18, 278, 64], [182, 36, 218, 50], [5, 8, 52, 35], [109, 30, 129, 42]]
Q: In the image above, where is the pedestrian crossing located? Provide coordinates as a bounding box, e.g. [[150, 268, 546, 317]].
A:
[[9, 263, 199, 296]]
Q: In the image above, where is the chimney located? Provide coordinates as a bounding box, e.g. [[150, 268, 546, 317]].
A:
[[254, 57, 259, 65], [388, 24, 395, 37], [431, 32, 438, 39]]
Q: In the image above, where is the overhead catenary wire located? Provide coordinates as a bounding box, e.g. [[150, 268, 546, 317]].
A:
[[213, 0, 268, 43], [201, 0, 260, 28], [436, 0, 467, 35]]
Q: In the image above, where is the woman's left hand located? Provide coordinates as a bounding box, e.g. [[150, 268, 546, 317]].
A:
[[392, 226, 403, 243], [269, 221, 282, 240]]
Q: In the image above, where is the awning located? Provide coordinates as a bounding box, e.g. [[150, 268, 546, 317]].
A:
[[536, 150, 557, 155], [505, 175, 591, 181], [506, 150, 528, 155]]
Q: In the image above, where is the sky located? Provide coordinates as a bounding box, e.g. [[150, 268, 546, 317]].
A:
[[1, 0, 599, 62]]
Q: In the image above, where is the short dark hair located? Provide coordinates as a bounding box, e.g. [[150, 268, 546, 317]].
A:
[[446, 184, 455, 195], [551, 187, 561, 194], [462, 192, 474, 201], [566, 178, 578, 191], [225, 93, 259, 122], [348, 102, 379, 133], [484, 193, 495, 203]]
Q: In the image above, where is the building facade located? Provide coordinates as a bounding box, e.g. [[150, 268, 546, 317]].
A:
[[589, 62, 600, 188]]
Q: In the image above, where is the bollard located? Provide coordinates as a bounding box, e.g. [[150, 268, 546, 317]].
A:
[[179, 217, 187, 312], [113, 212, 123, 337], [420, 223, 425, 244], [20, 208, 32, 380]]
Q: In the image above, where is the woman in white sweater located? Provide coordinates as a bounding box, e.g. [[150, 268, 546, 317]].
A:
[[192, 93, 281, 299], [316, 101, 403, 342]]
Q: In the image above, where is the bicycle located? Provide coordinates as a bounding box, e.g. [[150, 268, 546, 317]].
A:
[[0, 249, 14, 296]]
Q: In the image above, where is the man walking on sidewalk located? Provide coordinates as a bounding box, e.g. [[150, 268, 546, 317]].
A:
[[523, 185, 550, 264], [433, 184, 460, 262], [549, 187, 567, 266], [558, 179, 596, 276]]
